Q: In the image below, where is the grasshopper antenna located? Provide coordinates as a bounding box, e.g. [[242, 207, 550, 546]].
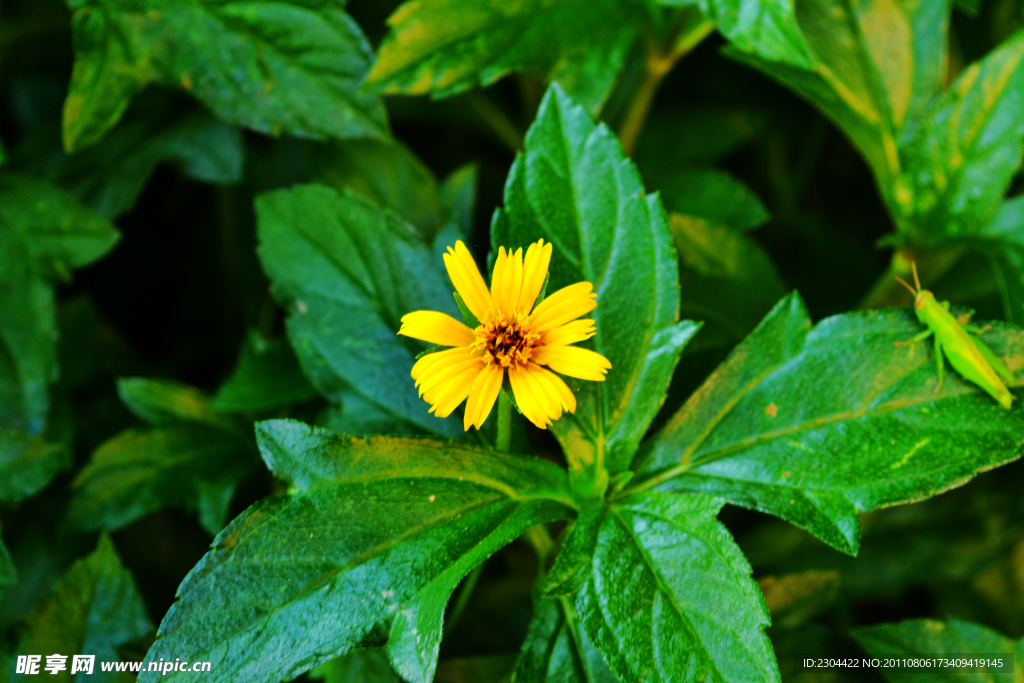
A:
[[911, 261, 922, 291], [895, 276, 917, 296]]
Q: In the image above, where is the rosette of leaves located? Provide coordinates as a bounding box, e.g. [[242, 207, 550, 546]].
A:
[[134, 85, 1024, 683]]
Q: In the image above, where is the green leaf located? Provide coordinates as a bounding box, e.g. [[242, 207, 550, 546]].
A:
[[657, 168, 769, 232], [549, 492, 778, 683], [733, 0, 951, 196], [897, 31, 1024, 246], [13, 535, 152, 683], [757, 570, 839, 628], [513, 597, 616, 683], [697, 0, 813, 68], [0, 429, 70, 505], [633, 292, 1024, 554], [256, 184, 466, 438], [672, 214, 787, 353], [63, 0, 387, 152], [307, 139, 444, 239], [117, 378, 228, 428], [69, 424, 255, 536], [853, 618, 1024, 681], [25, 94, 243, 219], [139, 419, 574, 683], [365, 0, 646, 113], [492, 83, 699, 479], [439, 164, 479, 238], [211, 334, 318, 413], [635, 105, 765, 175], [310, 649, 402, 683], [0, 175, 118, 435]]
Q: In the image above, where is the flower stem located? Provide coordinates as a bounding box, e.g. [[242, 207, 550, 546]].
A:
[[496, 391, 512, 452]]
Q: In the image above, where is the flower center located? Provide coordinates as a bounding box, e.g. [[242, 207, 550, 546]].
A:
[[474, 317, 539, 369]]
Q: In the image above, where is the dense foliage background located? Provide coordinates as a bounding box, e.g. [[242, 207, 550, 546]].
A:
[[4, 0, 1024, 681]]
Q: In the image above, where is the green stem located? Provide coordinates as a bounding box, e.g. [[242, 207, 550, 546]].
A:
[[617, 15, 714, 155], [496, 391, 512, 452], [467, 91, 523, 153], [443, 563, 484, 637]]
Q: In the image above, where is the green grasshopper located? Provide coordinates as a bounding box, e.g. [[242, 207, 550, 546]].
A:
[[895, 263, 1015, 409]]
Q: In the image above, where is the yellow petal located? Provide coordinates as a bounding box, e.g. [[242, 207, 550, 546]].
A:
[[508, 366, 552, 429], [532, 345, 611, 381], [541, 319, 596, 347], [489, 246, 507, 315], [463, 364, 503, 430], [427, 364, 482, 417], [501, 247, 524, 315], [411, 346, 476, 383], [416, 350, 483, 398], [519, 240, 552, 314], [528, 362, 576, 413], [444, 241, 493, 321], [521, 365, 561, 421], [528, 282, 597, 332], [399, 311, 476, 347]]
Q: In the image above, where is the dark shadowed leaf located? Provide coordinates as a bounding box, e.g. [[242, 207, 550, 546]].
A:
[[513, 596, 616, 683], [11, 535, 152, 683], [256, 184, 465, 438], [117, 378, 229, 429], [366, 0, 647, 112], [17, 93, 242, 219], [307, 138, 443, 238], [492, 83, 697, 482], [72, 379, 257, 535], [672, 214, 786, 353], [0, 175, 118, 435], [70, 425, 255, 536], [757, 570, 839, 628], [634, 105, 765, 178], [212, 334, 318, 413], [63, 0, 387, 151], [139, 419, 574, 683], [0, 430, 70, 505], [633, 292, 1024, 554], [656, 168, 769, 232], [853, 618, 1024, 681], [547, 492, 778, 683]]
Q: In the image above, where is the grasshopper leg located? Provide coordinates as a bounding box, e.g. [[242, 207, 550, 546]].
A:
[[895, 329, 933, 347], [963, 323, 992, 335], [933, 334, 945, 394]]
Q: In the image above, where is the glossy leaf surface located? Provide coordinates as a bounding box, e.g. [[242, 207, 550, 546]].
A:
[[548, 492, 778, 683], [140, 419, 574, 683], [634, 293, 1024, 554]]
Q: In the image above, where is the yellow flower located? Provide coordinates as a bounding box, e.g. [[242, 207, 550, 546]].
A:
[[398, 240, 611, 431]]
